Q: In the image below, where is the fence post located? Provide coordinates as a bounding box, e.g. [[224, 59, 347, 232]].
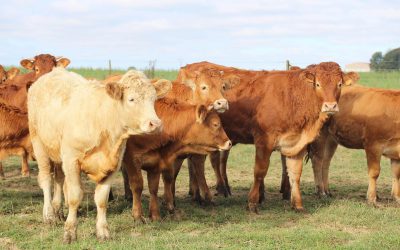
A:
[[108, 59, 112, 76], [285, 60, 290, 70]]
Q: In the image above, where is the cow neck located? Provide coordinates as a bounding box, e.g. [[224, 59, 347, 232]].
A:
[[284, 73, 322, 130], [154, 97, 196, 142]]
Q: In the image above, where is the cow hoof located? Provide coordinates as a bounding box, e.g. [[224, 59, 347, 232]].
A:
[[55, 209, 65, 222], [150, 215, 161, 222], [125, 195, 133, 202], [215, 184, 230, 197], [63, 229, 77, 244], [393, 196, 400, 204], [21, 171, 30, 177], [96, 225, 110, 241], [248, 203, 259, 214], [133, 215, 147, 225], [293, 207, 306, 213], [282, 191, 291, 201], [43, 209, 57, 224]]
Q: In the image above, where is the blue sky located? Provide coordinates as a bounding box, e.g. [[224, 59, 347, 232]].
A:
[[1, 0, 399, 70]]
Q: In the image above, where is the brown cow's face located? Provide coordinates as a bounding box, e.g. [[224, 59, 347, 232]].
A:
[[304, 62, 359, 114], [20, 54, 70, 79], [182, 106, 232, 154], [182, 69, 229, 113], [0, 66, 19, 84]]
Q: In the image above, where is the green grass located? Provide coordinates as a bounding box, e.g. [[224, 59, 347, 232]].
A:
[[1, 70, 400, 249]]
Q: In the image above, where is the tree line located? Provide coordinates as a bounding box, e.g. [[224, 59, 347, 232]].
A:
[[370, 47, 400, 71]]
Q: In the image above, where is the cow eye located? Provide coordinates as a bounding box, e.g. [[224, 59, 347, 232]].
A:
[[222, 84, 226, 90], [129, 98, 135, 102], [338, 82, 343, 88], [201, 85, 207, 91], [315, 82, 321, 88], [213, 122, 219, 128]]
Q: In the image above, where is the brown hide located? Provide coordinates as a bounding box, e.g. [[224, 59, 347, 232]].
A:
[[309, 85, 400, 203]]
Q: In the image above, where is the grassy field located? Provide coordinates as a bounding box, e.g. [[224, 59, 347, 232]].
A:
[[0, 70, 400, 249]]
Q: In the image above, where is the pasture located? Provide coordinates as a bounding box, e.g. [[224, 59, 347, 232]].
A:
[[1, 70, 400, 249]]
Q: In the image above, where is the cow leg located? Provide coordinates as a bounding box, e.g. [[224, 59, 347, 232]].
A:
[[286, 150, 306, 212], [210, 151, 226, 196], [191, 154, 213, 205], [162, 167, 175, 214], [21, 150, 30, 177], [33, 139, 56, 224], [147, 170, 161, 221], [189, 161, 201, 204], [0, 162, 4, 179], [62, 156, 83, 244], [321, 137, 338, 197], [280, 154, 291, 200], [248, 143, 272, 213], [121, 164, 132, 201], [172, 157, 185, 201], [126, 164, 145, 222], [390, 159, 400, 203], [94, 171, 117, 241], [52, 163, 65, 221], [188, 158, 198, 197], [220, 150, 232, 196], [365, 146, 382, 205]]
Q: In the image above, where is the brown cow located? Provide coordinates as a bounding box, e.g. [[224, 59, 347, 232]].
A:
[[123, 98, 231, 221], [0, 65, 20, 84], [177, 62, 358, 212], [13, 54, 70, 87], [306, 84, 400, 205], [0, 54, 70, 177], [175, 62, 267, 201], [0, 96, 33, 178]]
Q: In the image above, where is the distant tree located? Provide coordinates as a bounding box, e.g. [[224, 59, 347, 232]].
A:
[[370, 51, 383, 71], [381, 48, 400, 70]]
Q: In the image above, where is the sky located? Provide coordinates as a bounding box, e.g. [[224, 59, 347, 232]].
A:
[[1, 0, 399, 70]]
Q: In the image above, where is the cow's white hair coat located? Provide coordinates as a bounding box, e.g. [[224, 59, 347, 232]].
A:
[[27, 67, 161, 242]]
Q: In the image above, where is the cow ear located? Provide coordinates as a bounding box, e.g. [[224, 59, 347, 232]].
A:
[[57, 58, 70, 68], [20, 59, 34, 70], [196, 105, 208, 123], [105, 82, 124, 100], [152, 79, 172, 99], [343, 72, 359, 86], [300, 70, 315, 84], [6, 68, 19, 80], [223, 75, 240, 89]]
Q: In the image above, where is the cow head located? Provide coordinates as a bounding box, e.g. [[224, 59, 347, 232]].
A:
[[20, 54, 70, 79], [181, 105, 232, 154], [106, 70, 171, 135], [302, 62, 359, 114], [180, 68, 229, 113], [0, 65, 19, 84]]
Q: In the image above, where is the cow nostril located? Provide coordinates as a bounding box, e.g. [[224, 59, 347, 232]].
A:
[[333, 103, 337, 109], [149, 121, 154, 127], [228, 141, 232, 147], [217, 102, 221, 105]]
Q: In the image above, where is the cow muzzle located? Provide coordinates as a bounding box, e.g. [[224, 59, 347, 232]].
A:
[[321, 102, 339, 114], [219, 140, 232, 151], [140, 118, 163, 134], [213, 99, 229, 113]]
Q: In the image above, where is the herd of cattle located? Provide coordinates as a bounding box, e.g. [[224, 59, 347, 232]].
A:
[[1, 54, 399, 243]]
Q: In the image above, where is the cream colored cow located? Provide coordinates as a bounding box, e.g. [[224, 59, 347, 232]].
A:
[[27, 68, 171, 243]]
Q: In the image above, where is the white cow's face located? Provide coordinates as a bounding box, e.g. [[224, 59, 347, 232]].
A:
[[106, 70, 171, 135]]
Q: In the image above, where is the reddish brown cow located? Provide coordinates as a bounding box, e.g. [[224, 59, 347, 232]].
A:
[[12, 54, 70, 87], [0, 65, 19, 84], [123, 98, 231, 221], [0, 54, 70, 177], [175, 62, 267, 201], [177, 62, 358, 212], [0, 93, 33, 178], [306, 84, 400, 205]]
